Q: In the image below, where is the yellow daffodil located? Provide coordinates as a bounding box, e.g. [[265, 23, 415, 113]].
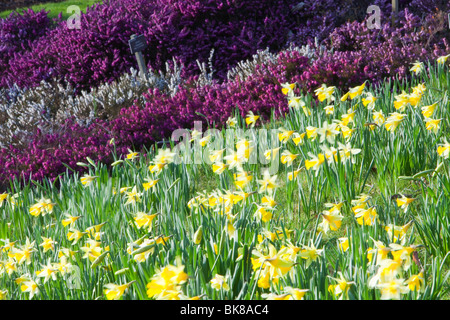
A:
[[29, 198, 55, 217], [317, 121, 339, 144], [421, 102, 437, 118], [305, 152, 325, 172], [226, 116, 237, 128], [425, 118, 442, 134], [341, 82, 366, 101], [147, 264, 188, 300], [280, 150, 299, 166], [284, 287, 308, 300], [306, 126, 318, 141], [35, 261, 58, 283], [264, 147, 281, 161], [233, 171, 252, 189], [80, 174, 97, 187], [134, 212, 158, 231], [376, 278, 409, 300], [437, 138, 450, 159], [385, 112, 406, 132], [212, 162, 228, 175], [354, 206, 378, 226], [104, 281, 135, 300], [245, 111, 259, 128], [209, 149, 225, 163], [287, 167, 303, 181], [210, 274, 230, 291], [437, 54, 450, 64], [124, 186, 142, 205], [288, 96, 305, 109], [324, 104, 334, 115], [338, 237, 350, 252], [318, 210, 344, 233], [410, 60, 424, 75], [315, 84, 335, 103], [373, 110, 385, 126], [384, 221, 412, 244], [299, 241, 323, 267], [278, 127, 295, 144], [67, 228, 87, 245], [126, 151, 139, 160], [20, 279, 40, 299], [281, 82, 296, 96], [405, 271, 424, 292], [395, 194, 415, 213], [254, 206, 273, 223], [292, 132, 306, 146], [328, 272, 355, 299], [39, 237, 56, 253], [143, 178, 159, 191], [362, 92, 377, 110], [257, 170, 279, 194]]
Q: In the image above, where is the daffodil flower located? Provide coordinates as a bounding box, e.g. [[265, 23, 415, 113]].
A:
[[410, 60, 424, 75], [257, 170, 279, 194], [210, 274, 230, 291], [305, 152, 325, 173], [254, 206, 273, 223], [287, 167, 303, 181], [395, 194, 415, 213], [341, 82, 366, 101], [124, 186, 142, 205], [245, 111, 259, 128], [421, 102, 437, 118], [385, 112, 406, 132], [226, 116, 237, 128], [405, 271, 424, 292], [281, 82, 296, 96], [143, 178, 159, 191], [20, 279, 40, 299], [147, 265, 188, 300], [328, 272, 355, 299], [104, 281, 135, 300], [299, 241, 323, 268], [376, 278, 409, 300], [314, 84, 335, 103], [324, 104, 334, 115], [425, 118, 442, 134], [338, 237, 349, 252], [80, 174, 97, 187], [29, 198, 55, 217], [437, 138, 450, 159], [280, 150, 299, 166], [362, 92, 377, 110], [39, 237, 56, 253], [278, 128, 295, 144]]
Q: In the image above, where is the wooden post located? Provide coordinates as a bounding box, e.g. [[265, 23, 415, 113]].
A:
[[129, 34, 148, 81], [392, 0, 398, 26]]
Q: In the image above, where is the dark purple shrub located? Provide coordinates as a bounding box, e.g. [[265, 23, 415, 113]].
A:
[[0, 9, 54, 84], [0, 120, 115, 189], [298, 8, 450, 92], [1, 0, 308, 91]]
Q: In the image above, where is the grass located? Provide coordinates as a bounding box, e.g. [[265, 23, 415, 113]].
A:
[[0, 0, 102, 20], [0, 61, 450, 300]]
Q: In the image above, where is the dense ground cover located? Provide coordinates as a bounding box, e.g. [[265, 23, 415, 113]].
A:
[[0, 61, 449, 300]]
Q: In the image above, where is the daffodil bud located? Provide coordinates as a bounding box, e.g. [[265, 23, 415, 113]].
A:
[[193, 226, 203, 245], [76, 162, 89, 167]]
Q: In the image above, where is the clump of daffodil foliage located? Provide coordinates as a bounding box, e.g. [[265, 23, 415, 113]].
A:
[[0, 59, 449, 300]]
